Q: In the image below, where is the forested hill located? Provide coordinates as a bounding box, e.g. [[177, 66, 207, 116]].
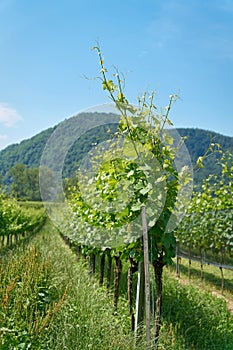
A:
[[0, 112, 233, 187], [176, 128, 233, 186], [0, 112, 119, 179], [0, 126, 56, 176]]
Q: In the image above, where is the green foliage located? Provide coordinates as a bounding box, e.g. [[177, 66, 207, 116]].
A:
[[8, 164, 41, 201], [0, 192, 46, 240], [0, 222, 144, 350], [0, 225, 66, 349], [0, 127, 55, 178], [0, 116, 118, 193], [176, 128, 232, 189], [1, 116, 233, 192], [6, 164, 55, 201], [65, 46, 192, 268], [176, 151, 233, 259], [162, 269, 233, 350], [2, 220, 233, 349]]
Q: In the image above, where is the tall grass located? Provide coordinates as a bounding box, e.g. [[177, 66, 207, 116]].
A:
[[162, 268, 233, 349], [0, 221, 142, 349], [40, 224, 138, 350], [0, 227, 66, 349], [1, 220, 233, 349]]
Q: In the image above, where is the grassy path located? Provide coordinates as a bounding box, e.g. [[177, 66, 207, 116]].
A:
[[1, 220, 233, 349], [0, 220, 137, 349], [161, 268, 233, 349], [169, 257, 233, 314]]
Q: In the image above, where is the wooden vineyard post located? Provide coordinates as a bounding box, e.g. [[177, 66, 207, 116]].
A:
[[220, 248, 225, 294], [1, 235, 5, 247], [76, 245, 81, 261], [200, 248, 204, 283], [113, 255, 122, 309], [219, 266, 224, 294], [141, 205, 150, 349], [106, 249, 112, 291], [176, 239, 180, 278], [88, 253, 96, 276], [188, 245, 191, 280], [99, 252, 105, 287], [128, 258, 138, 331], [134, 260, 145, 345]]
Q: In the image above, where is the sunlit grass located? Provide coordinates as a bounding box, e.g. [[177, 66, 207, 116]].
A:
[[1, 220, 233, 349], [169, 256, 233, 299]]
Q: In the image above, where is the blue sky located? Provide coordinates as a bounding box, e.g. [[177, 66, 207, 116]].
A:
[[0, 0, 233, 149]]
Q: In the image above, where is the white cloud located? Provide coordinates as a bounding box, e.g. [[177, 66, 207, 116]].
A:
[[0, 103, 23, 127]]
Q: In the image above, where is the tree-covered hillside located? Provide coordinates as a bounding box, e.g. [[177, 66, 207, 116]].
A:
[[0, 127, 56, 177], [0, 112, 118, 182], [0, 112, 233, 189], [177, 128, 233, 187]]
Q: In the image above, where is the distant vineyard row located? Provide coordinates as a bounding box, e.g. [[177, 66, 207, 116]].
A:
[[0, 195, 46, 247]]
